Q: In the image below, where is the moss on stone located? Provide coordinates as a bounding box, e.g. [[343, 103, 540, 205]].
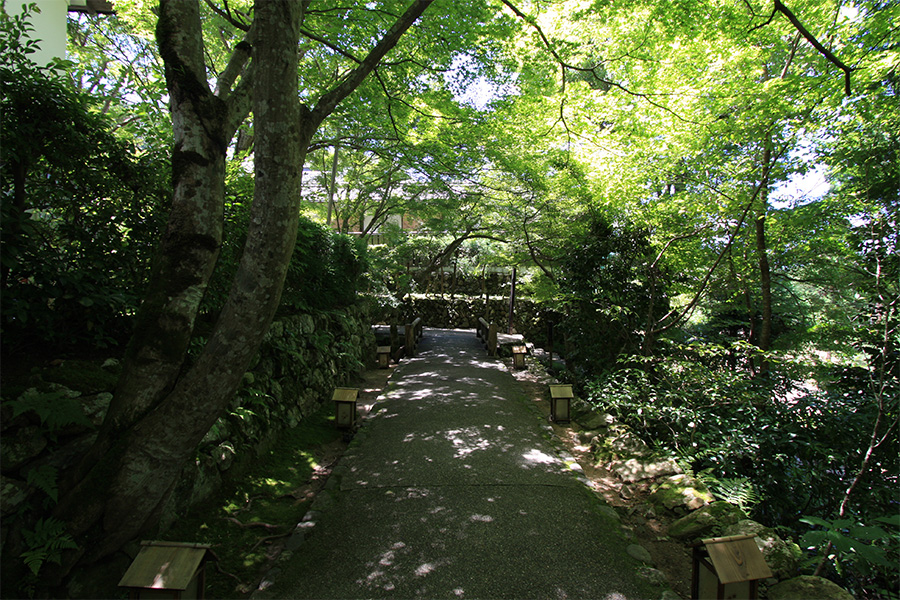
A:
[[650, 474, 715, 512], [767, 575, 854, 600], [667, 501, 748, 540], [41, 360, 119, 395], [161, 402, 342, 599]]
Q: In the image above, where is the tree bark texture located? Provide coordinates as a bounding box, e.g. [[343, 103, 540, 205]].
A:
[[105, 0, 227, 436], [53, 0, 435, 573], [54, 0, 301, 566]]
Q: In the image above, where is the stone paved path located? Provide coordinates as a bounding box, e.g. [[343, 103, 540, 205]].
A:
[[254, 329, 662, 599]]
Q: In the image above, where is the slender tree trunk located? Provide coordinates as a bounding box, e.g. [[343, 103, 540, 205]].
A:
[[450, 253, 458, 299], [508, 266, 517, 334], [740, 245, 757, 375], [756, 145, 773, 375], [326, 144, 339, 226], [482, 265, 488, 319], [641, 264, 658, 356]]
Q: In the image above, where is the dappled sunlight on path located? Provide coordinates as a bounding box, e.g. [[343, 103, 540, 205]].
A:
[[254, 329, 662, 600]]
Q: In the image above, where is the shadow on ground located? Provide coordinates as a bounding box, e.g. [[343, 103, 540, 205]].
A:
[[254, 329, 665, 600]]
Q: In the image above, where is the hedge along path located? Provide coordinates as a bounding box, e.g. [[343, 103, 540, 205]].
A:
[[254, 328, 665, 600]]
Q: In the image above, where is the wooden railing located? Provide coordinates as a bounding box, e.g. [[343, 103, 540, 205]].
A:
[[405, 317, 423, 356], [476, 317, 498, 356]]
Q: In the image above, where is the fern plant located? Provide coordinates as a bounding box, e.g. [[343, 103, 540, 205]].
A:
[[6, 388, 91, 434], [25, 464, 59, 503], [20, 518, 78, 576], [697, 471, 762, 512]]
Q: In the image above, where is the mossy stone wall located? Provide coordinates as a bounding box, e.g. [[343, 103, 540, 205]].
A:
[[375, 295, 551, 345], [158, 303, 376, 530]]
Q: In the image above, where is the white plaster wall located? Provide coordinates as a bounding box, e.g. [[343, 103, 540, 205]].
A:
[[6, 0, 68, 66]]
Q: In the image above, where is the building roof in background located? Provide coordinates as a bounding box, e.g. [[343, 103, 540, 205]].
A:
[[67, 0, 115, 15]]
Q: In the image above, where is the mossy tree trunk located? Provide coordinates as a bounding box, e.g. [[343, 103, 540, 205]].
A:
[[52, 0, 433, 577]]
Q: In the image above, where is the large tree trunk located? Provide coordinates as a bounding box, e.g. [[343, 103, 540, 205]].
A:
[[52, 0, 435, 576], [60, 0, 256, 496], [54, 0, 303, 568]]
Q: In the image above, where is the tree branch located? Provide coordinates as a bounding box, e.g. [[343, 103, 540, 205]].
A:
[[419, 230, 508, 280], [773, 0, 853, 95], [311, 0, 434, 124], [522, 215, 556, 282], [650, 167, 772, 337], [500, 0, 698, 125], [298, 26, 362, 63], [649, 226, 710, 271], [203, 0, 252, 31]]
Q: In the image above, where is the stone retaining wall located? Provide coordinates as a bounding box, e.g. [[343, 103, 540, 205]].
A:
[[373, 295, 553, 347], [159, 304, 375, 530], [0, 304, 375, 540]]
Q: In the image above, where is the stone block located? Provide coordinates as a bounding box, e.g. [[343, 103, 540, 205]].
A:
[[0, 426, 47, 471], [649, 474, 714, 513], [767, 575, 853, 600], [212, 441, 236, 471], [1, 476, 30, 517], [627, 543, 654, 565], [637, 566, 667, 587], [269, 379, 283, 402], [579, 411, 616, 431], [81, 392, 112, 427], [667, 501, 748, 541], [610, 457, 682, 483]]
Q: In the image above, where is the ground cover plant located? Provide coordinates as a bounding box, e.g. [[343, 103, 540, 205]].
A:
[[161, 405, 344, 598], [1, 0, 897, 597], [585, 342, 899, 598]]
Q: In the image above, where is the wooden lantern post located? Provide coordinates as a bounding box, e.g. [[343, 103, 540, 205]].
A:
[[376, 345, 391, 369], [548, 384, 573, 424], [690, 534, 773, 600], [512, 345, 527, 370], [332, 387, 359, 429], [118, 541, 213, 599]]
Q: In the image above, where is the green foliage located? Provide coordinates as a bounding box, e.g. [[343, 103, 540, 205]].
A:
[[554, 215, 669, 375], [587, 342, 899, 530], [800, 515, 899, 596], [0, 3, 894, 598], [1, 8, 169, 352], [7, 389, 91, 434], [25, 465, 60, 503], [376, 235, 446, 295], [368, 234, 516, 300], [20, 518, 78, 577], [200, 196, 368, 317], [66, 6, 173, 149], [281, 218, 368, 312], [693, 470, 761, 512], [0, 2, 40, 65], [588, 335, 898, 596]]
